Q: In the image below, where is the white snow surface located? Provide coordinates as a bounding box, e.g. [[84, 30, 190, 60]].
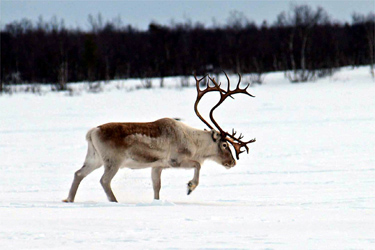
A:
[[1, 67, 375, 249]]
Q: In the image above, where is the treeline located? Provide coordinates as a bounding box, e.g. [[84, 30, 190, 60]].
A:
[[1, 5, 374, 89]]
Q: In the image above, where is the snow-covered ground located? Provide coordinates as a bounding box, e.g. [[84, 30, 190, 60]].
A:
[[1, 67, 374, 249]]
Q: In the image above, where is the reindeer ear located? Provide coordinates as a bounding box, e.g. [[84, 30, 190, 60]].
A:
[[211, 130, 220, 142]]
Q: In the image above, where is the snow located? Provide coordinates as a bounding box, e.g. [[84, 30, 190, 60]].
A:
[[1, 67, 374, 249]]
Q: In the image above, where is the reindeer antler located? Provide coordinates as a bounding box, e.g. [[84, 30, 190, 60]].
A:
[[226, 130, 256, 160], [194, 73, 214, 130], [194, 72, 256, 160]]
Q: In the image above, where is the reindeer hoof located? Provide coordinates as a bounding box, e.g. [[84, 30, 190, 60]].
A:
[[62, 199, 72, 203], [187, 181, 196, 195]]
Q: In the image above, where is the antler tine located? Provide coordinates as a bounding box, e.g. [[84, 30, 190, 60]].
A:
[[236, 73, 242, 89], [226, 136, 256, 160], [238, 133, 244, 140], [194, 73, 207, 91], [236, 74, 254, 97], [226, 73, 255, 98], [248, 138, 256, 143], [223, 71, 235, 100], [194, 72, 204, 82], [238, 75, 252, 93], [223, 71, 231, 93], [208, 76, 226, 94], [207, 76, 216, 87]]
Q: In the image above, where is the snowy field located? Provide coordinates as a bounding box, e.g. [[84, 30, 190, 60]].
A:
[[1, 67, 374, 249]]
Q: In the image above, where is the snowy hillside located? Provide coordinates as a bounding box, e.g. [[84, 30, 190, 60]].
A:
[[1, 67, 374, 249]]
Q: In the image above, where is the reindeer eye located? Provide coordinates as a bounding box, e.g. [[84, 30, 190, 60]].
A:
[[222, 142, 228, 148]]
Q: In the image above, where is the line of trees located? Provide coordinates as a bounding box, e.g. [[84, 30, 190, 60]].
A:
[[1, 5, 374, 91]]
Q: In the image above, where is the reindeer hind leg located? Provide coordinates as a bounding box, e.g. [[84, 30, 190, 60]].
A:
[[63, 140, 102, 203], [62, 161, 102, 202], [100, 162, 120, 202]]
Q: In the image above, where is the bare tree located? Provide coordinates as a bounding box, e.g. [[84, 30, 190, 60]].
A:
[[353, 12, 375, 77], [277, 4, 330, 82], [226, 10, 251, 30], [57, 61, 68, 91], [180, 76, 190, 87], [250, 57, 265, 84], [88, 13, 104, 33]]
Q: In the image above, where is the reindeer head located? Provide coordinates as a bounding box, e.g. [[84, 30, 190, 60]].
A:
[[194, 72, 256, 166], [204, 129, 235, 168]]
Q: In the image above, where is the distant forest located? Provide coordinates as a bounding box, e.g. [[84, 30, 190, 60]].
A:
[[1, 4, 374, 90]]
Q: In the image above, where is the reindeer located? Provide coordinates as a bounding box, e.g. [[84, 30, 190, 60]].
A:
[[63, 73, 255, 203]]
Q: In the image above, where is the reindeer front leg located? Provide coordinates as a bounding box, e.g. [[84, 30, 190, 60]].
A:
[[178, 160, 201, 195], [187, 166, 201, 195]]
